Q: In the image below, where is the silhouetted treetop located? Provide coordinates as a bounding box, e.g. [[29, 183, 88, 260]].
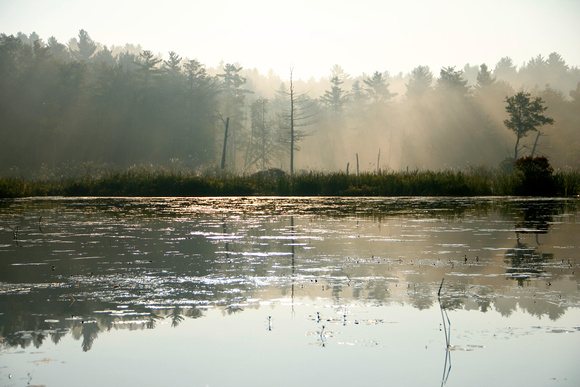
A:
[[406, 65, 433, 98], [476, 64, 496, 88], [1, 29, 579, 175], [437, 66, 469, 95]]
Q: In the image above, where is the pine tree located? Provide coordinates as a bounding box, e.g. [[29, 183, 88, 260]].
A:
[[406, 66, 433, 98], [476, 64, 496, 88]]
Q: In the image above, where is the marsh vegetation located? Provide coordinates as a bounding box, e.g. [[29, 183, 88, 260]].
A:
[[2, 158, 579, 198]]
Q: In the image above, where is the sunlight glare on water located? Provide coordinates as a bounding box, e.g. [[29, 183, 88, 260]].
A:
[[0, 197, 579, 386]]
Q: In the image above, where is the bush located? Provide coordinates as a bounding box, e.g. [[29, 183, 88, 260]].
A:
[[513, 156, 556, 196]]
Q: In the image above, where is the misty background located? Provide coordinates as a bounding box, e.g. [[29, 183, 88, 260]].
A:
[[1, 30, 579, 177]]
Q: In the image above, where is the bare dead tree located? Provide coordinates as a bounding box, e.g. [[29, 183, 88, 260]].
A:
[[221, 116, 229, 170], [277, 68, 317, 174]]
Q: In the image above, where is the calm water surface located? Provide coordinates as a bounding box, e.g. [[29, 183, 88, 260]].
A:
[[1, 197, 579, 386]]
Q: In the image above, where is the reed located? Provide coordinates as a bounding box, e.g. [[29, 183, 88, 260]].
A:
[[1, 165, 579, 198]]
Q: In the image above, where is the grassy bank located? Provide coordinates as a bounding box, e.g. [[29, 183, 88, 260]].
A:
[[2, 166, 580, 198]]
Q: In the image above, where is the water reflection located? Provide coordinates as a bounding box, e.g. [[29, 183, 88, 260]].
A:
[[439, 284, 452, 387], [0, 197, 579, 354], [504, 201, 557, 287]]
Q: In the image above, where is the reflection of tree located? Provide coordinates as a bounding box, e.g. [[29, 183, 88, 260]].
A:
[[4, 332, 32, 348], [366, 280, 390, 303], [81, 322, 100, 352], [438, 280, 452, 386], [290, 215, 296, 317], [497, 198, 569, 227], [1, 197, 578, 354], [51, 329, 67, 345], [514, 201, 553, 244], [225, 306, 243, 315], [494, 296, 567, 321], [168, 307, 185, 328], [185, 307, 203, 319], [32, 331, 46, 348], [505, 200, 555, 285], [409, 283, 436, 310], [473, 288, 493, 313], [505, 241, 553, 286], [222, 217, 231, 261], [518, 298, 566, 321], [494, 297, 516, 318], [439, 283, 467, 311], [331, 283, 343, 302], [500, 201, 572, 320], [147, 313, 163, 329]]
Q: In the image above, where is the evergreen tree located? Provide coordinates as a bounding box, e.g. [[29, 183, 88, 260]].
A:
[[320, 76, 348, 112], [494, 57, 517, 83], [350, 80, 365, 104], [163, 51, 182, 76], [91, 45, 115, 66], [476, 64, 496, 88], [247, 98, 274, 170], [406, 66, 433, 98], [184, 59, 209, 90], [136, 50, 161, 90], [72, 29, 97, 62], [364, 71, 396, 105], [217, 63, 252, 170], [182, 59, 218, 166], [47, 36, 70, 61], [437, 66, 469, 95]]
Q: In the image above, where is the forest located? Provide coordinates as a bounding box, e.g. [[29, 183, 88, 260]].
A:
[[1, 30, 580, 180]]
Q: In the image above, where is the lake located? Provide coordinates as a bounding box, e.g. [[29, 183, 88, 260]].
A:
[[1, 197, 579, 386]]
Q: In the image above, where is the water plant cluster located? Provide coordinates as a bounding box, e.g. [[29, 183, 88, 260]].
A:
[[2, 158, 578, 198]]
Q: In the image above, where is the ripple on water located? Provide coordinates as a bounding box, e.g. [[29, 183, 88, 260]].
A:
[[1, 196, 579, 385]]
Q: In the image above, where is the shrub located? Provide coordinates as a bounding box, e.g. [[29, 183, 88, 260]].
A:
[[513, 156, 556, 196]]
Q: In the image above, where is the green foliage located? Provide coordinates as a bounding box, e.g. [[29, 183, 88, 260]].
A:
[[0, 32, 221, 174], [497, 157, 515, 175], [0, 178, 32, 197], [554, 169, 580, 197], [1, 30, 579, 176], [504, 92, 554, 159]]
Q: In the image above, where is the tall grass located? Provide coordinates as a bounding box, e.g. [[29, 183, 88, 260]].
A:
[[1, 166, 579, 198]]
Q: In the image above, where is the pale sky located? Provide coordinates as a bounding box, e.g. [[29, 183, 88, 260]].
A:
[[1, 0, 579, 80]]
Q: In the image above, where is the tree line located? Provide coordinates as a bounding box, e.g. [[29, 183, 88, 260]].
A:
[[1, 30, 579, 177]]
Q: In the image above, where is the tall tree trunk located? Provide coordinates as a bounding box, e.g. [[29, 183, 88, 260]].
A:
[[221, 117, 229, 170], [530, 131, 542, 157], [290, 71, 294, 175], [514, 134, 520, 160]]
